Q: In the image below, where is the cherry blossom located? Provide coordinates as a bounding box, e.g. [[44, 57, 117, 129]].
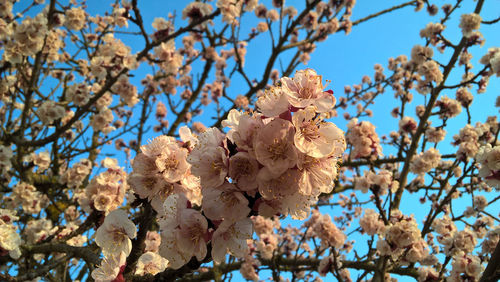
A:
[[91, 252, 127, 282], [211, 218, 253, 263], [254, 118, 298, 176], [281, 69, 336, 112], [292, 106, 345, 158], [95, 209, 137, 257], [159, 194, 209, 269], [135, 252, 169, 276]]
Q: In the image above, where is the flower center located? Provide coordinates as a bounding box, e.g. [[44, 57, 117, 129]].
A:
[[235, 159, 250, 176], [298, 87, 314, 100], [267, 138, 289, 160], [220, 191, 238, 207], [158, 183, 174, 198], [163, 156, 179, 171], [144, 262, 158, 274], [301, 121, 320, 141], [111, 227, 127, 242]]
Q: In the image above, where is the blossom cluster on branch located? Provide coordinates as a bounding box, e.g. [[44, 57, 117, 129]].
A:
[[123, 68, 345, 271]]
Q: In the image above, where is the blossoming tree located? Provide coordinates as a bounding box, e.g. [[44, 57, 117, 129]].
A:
[[0, 0, 499, 281]]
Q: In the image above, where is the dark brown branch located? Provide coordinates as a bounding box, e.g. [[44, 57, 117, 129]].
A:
[[350, 0, 418, 28], [124, 203, 155, 276], [480, 241, 500, 282], [23, 243, 100, 265], [167, 59, 214, 136], [482, 16, 500, 25]]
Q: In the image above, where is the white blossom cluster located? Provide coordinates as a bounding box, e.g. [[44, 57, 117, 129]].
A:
[[92, 209, 138, 281], [303, 209, 346, 250], [0, 209, 21, 260], [480, 47, 500, 77], [210, 68, 346, 219], [410, 148, 441, 175], [346, 118, 382, 160], [5, 182, 49, 214], [354, 169, 398, 195], [81, 158, 129, 214], [376, 210, 431, 265], [476, 144, 500, 189], [129, 134, 201, 213], [453, 119, 497, 161], [0, 144, 12, 175]]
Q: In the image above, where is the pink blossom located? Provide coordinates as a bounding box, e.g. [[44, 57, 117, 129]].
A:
[[159, 194, 209, 269], [297, 153, 339, 196], [91, 252, 126, 282], [135, 252, 169, 276], [281, 69, 336, 113], [256, 86, 291, 117], [359, 209, 384, 236], [292, 106, 345, 158], [254, 118, 297, 176], [188, 128, 229, 188], [95, 209, 137, 257], [211, 218, 253, 263], [202, 182, 250, 221], [346, 118, 382, 160], [228, 152, 260, 192]]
